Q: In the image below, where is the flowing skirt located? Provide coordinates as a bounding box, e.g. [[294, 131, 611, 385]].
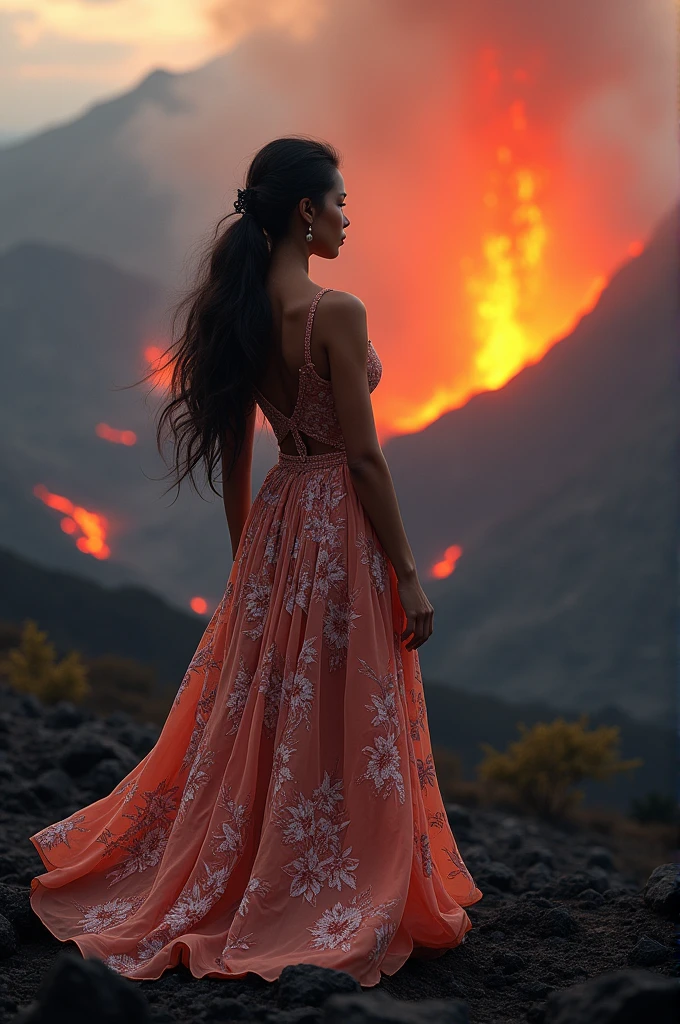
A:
[[29, 448, 483, 986]]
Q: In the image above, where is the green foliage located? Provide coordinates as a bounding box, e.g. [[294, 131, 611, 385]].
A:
[[629, 791, 679, 825], [477, 714, 644, 820], [1, 618, 90, 704]]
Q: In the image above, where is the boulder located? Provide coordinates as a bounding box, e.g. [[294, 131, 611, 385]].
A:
[[544, 968, 679, 1024], [551, 869, 610, 898], [537, 907, 579, 939], [517, 846, 554, 869], [58, 733, 137, 778], [586, 846, 615, 871], [277, 963, 361, 1008], [83, 759, 134, 800], [628, 935, 674, 966], [322, 991, 469, 1024], [31, 768, 75, 807], [44, 702, 89, 730], [12, 950, 151, 1023], [474, 861, 516, 891], [0, 913, 16, 958], [642, 864, 679, 920]]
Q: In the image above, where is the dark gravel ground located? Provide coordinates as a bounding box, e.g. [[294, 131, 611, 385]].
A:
[[0, 684, 677, 1023]]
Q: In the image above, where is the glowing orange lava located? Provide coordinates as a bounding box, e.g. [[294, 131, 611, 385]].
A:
[[429, 544, 463, 580], [96, 423, 137, 445], [390, 50, 647, 438], [144, 343, 175, 391], [33, 484, 111, 559]]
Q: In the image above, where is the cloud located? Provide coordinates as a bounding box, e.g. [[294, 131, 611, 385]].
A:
[[0, 11, 132, 72]]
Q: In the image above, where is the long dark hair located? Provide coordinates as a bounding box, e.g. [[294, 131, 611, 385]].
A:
[[135, 135, 341, 502]]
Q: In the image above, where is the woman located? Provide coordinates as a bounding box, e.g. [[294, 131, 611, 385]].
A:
[[28, 136, 483, 985]]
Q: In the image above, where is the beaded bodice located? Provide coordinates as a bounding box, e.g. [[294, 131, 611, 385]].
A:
[[252, 287, 382, 457]]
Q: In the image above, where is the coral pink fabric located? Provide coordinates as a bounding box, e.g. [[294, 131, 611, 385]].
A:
[[29, 292, 483, 985], [252, 287, 382, 456]]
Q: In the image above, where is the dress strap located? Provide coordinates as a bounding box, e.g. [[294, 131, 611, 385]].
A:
[[304, 288, 333, 366]]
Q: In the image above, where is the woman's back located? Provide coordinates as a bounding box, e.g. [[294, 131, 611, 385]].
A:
[[254, 287, 382, 458]]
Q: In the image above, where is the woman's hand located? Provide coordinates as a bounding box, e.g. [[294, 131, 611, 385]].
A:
[[397, 573, 434, 651]]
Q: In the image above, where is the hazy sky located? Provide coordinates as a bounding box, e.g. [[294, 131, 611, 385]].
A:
[[0, 0, 322, 139], [2, 0, 677, 147]]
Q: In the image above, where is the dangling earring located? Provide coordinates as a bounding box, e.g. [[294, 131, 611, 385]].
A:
[[306, 223, 313, 242]]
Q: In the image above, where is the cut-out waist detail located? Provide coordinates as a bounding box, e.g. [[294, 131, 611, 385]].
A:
[[255, 348, 382, 454]]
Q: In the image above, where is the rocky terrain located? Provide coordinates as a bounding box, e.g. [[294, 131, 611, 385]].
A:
[[0, 682, 677, 1023]]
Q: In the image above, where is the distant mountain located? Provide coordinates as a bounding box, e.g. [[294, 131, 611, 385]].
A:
[[0, 68, 183, 284], [0, 544, 672, 814], [0, 241, 278, 607], [0, 546, 203, 689]]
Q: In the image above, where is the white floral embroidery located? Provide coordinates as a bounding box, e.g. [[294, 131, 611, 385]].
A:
[[300, 474, 347, 548], [275, 771, 356, 907], [260, 482, 282, 506], [311, 547, 347, 601], [181, 677, 217, 771], [272, 740, 296, 800], [355, 532, 388, 593], [368, 920, 397, 962], [176, 745, 215, 824], [307, 886, 398, 952], [210, 785, 251, 856], [173, 590, 226, 709], [356, 658, 405, 805], [282, 536, 300, 614], [237, 876, 272, 917], [264, 513, 286, 565], [242, 570, 273, 641], [103, 952, 141, 973], [102, 785, 253, 975], [324, 846, 360, 891], [94, 778, 180, 888], [322, 586, 361, 672], [258, 641, 285, 737], [413, 824, 433, 878], [113, 777, 139, 802], [35, 813, 89, 851], [273, 637, 318, 779], [284, 559, 314, 615], [104, 824, 169, 886], [214, 930, 256, 968], [358, 733, 405, 804], [73, 893, 148, 934], [225, 654, 254, 735]]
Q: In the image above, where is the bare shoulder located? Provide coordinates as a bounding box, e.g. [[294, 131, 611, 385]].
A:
[[317, 290, 368, 355]]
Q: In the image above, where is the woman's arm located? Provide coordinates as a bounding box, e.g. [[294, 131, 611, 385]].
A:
[[321, 290, 434, 651], [221, 403, 257, 559]]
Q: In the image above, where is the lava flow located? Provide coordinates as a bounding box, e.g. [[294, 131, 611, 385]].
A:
[[33, 484, 110, 560]]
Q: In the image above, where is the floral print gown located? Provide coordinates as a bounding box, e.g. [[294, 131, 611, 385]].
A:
[[28, 288, 483, 985]]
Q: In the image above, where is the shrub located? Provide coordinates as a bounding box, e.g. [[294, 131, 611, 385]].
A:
[[477, 714, 643, 820], [2, 619, 90, 704]]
